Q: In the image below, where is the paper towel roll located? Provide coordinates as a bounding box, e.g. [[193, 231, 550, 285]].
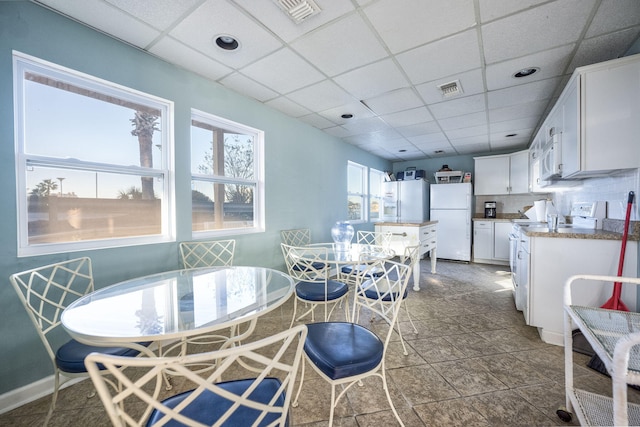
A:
[[534, 200, 546, 222]]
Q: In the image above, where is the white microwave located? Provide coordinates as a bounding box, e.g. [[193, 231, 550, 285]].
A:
[[540, 131, 562, 180]]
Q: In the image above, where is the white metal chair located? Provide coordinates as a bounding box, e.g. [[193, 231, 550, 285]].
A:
[[86, 325, 308, 427], [292, 259, 411, 426], [339, 230, 392, 286], [175, 239, 237, 356], [280, 228, 311, 246], [281, 243, 350, 328], [9, 257, 146, 425], [179, 239, 236, 268]]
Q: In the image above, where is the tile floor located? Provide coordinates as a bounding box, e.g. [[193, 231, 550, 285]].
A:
[[1, 260, 637, 426]]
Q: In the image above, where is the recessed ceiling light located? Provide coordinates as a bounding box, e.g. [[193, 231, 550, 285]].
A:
[[215, 35, 239, 51], [434, 150, 444, 154], [505, 133, 517, 137], [341, 113, 353, 119], [399, 149, 407, 152], [513, 67, 539, 78]]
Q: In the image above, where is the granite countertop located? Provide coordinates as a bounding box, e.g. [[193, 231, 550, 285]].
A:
[[376, 220, 438, 227], [520, 219, 640, 241]]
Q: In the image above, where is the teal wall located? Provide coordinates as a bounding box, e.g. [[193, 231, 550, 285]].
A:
[[0, 2, 390, 395]]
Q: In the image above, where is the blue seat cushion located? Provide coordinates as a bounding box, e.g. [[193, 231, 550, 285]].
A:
[[360, 279, 408, 301], [146, 378, 288, 427], [293, 261, 327, 271], [340, 264, 383, 277], [56, 339, 149, 373], [295, 280, 348, 302], [304, 322, 383, 380]]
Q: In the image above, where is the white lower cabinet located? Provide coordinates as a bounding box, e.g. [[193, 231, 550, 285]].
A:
[[527, 236, 638, 345], [473, 220, 510, 265]]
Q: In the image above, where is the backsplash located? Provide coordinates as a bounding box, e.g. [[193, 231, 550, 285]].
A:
[[473, 168, 639, 221], [549, 169, 639, 221]]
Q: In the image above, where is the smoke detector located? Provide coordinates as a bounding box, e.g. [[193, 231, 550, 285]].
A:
[[274, 0, 321, 23], [437, 80, 463, 99]]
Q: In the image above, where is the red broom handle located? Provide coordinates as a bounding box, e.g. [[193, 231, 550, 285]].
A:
[[611, 191, 635, 309]]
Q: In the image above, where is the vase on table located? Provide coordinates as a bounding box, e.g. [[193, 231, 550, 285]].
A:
[[331, 221, 354, 252]]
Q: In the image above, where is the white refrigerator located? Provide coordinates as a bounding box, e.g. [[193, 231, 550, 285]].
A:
[[382, 179, 429, 222], [429, 182, 472, 262]]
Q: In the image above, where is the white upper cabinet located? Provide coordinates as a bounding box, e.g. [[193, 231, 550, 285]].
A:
[[542, 55, 640, 179], [474, 150, 529, 195]]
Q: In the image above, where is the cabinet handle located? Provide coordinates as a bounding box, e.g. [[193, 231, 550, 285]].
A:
[[391, 232, 407, 237]]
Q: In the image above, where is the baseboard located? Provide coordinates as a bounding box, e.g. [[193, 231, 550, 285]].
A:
[[0, 375, 85, 415], [538, 327, 564, 346]]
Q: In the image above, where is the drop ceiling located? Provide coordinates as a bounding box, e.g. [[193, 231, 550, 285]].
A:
[[32, 0, 640, 161]]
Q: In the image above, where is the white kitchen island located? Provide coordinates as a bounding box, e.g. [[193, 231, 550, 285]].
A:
[[375, 220, 437, 291]]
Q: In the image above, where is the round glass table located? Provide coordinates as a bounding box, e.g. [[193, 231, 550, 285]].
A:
[[61, 266, 294, 355]]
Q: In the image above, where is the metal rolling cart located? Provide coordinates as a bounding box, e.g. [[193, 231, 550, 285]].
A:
[[559, 274, 640, 426]]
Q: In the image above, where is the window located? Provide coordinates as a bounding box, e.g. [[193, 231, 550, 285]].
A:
[[369, 168, 385, 221], [14, 52, 174, 256], [347, 161, 367, 222], [190, 109, 264, 236]]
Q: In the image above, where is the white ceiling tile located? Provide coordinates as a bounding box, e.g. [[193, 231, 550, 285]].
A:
[[586, 0, 640, 38], [219, 73, 278, 102], [323, 126, 352, 138], [379, 107, 434, 128], [416, 69, 485, 104], [438, 111, 487, 131], [291, 13, 388, 76], [478, 0, 548, 23], [170, 0, 282, 69], [333, 59, 410, 99], [318, 102, 375, 124], [568, 27, 640, 70], [286, 80, 354, 112], [407, 132, 449, 145], [490, 118, 536, 133], [445, 125, 488, 140], [489, 99, 549, 123], [481, 0, 597, 64], [490, 132, 531, 146], [429, 94, 486, 120], [341, 117, 391, 134], [105, 0, 202, 30], [37, 0, 160, 47], [149, 37, 233, 81], [232, 0, 356, 42], [264, 96, 311, 118], [363, 88, 423, 115], [344, 129, 402, 145], [487, 78, 560, 110], [239, 48, 325, 94], [490, 139, 529, 150], [363, 0, 476, 53], [397, 122, 443, 138], [485, 44, 574, 90], [396, 30, 482, 84], [454, 142, 491, 153], [298, 113, 338, 129]]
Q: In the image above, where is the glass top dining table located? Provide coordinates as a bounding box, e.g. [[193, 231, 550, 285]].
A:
[[61, 266, 294, 354], [306, 243, 395, 264]]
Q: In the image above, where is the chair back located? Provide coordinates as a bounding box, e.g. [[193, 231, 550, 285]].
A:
[[280, 228, 311, 246], [352, 259, 411, 345], [401, 244, 421, 269], [86, 325, 308, 427], [356, 230, 391, 248], [9, 257, 94, 361], [281, 243, 329, 283], [180, 239, 235, 268]]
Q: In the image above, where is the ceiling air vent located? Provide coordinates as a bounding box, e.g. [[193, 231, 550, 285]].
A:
[[275, 0, 321, 24], [437, 80, 463, 99]]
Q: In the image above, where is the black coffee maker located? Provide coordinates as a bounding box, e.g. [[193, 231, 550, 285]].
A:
[[484, 201, 497, 218]]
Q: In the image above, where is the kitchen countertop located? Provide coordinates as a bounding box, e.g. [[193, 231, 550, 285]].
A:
[[519, 219, 640, 241], [376, 220, 438, 227]]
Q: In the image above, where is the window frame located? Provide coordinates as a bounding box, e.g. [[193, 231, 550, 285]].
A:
[[347, 161, 367, 223], [190, 108, 265, 238], [369, 168, 385, 222], [13, 51, 175, 257]]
